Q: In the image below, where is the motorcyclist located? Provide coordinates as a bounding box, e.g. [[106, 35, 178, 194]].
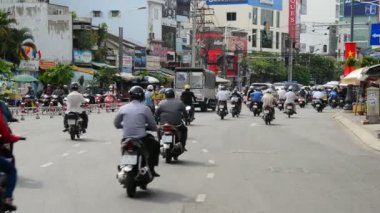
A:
[[62, 82, 89, 133], [329, 88, 338, 104], [250, 88, 263, 111], [84, 85, 95, 104], [44, 84, 53, 96], [114, 86, 160, 177], [298, 88, 307, 99], [262, 89, 276, 119], [216, 85, 230, 113], [278, 87, 286, 101], [52, 86, 65, 106], [230, 88, 243, 113], [313, 87, 327, 106], [152, 86, 165, 106], [63, 85, 69, 95], [155, 88, 188, 150], [144, 85, 155, 113], [25, 85, 35, 99], [284, 87, 297, 113], [180, 84, 197, 120]]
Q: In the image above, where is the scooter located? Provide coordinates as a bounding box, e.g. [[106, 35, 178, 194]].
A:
[[298, 97, 306, 108], [252, 102, 261, 117], [313, 99, 324, 112], [66, 112, 85, 140], [285, 103, 295, 118], [262, 106, 274, 125], [158, 123, 184, 163], [217, 101, 228, 120], [230, 97, 240, 118], [184, 106, 193, 125]]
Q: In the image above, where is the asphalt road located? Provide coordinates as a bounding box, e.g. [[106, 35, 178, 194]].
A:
[[10, 104, 380, 213]]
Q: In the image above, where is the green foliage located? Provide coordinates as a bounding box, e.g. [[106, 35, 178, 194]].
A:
[[93, 23, 108, 62], [93, 67, 121, 90], [0, 60, 13, 77], [38, 63, 74, 87], [247, 52, 287, 82], [73, 30, 98, 50], [345, 57, 357, 67], [360, 57, 380, 67]]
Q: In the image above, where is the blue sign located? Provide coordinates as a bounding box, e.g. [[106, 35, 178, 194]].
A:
[[344, 0, 378, 17], [207, 0, 248, 5], [370, 23, 380, 46], [207, 0, 282, 10]]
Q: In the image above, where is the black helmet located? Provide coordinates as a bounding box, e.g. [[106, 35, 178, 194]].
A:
[[70, 82, 79, 91], [164, 88, 175, 99], [129, 86, 144, 101]]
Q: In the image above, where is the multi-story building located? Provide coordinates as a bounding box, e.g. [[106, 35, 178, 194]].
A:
[[206, 0, 288, 54], [0, 0, 73, 64]]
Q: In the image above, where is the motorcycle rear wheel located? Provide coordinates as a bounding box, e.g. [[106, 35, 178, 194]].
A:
[[126, 171, 137, 198], [165, 149, 172, 163], [70, 132, 75, 140]]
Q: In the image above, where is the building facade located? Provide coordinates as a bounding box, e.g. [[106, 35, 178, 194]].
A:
[[206, 0, 288, 53], [0, 0, 73, 64]]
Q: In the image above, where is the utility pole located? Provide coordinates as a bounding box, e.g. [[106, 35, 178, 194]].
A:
[[288, 38, 293, 82], [191, 0, 198, 67], [118, 27, 123, 72], [350, 0, 354, 41]]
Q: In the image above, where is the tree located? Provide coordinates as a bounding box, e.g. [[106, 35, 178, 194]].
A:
[[247, 52, 287, 82], [39, 63, 74, 87], [0, 60, 13, 79], [93, 23, 108, 62], [0, 10, 16, 59], [93, 67, 120, 90], [73, 30, 97, 50]]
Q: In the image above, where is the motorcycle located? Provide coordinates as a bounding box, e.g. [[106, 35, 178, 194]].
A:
[[262, 106, 274, 125], [339, 98, 345, 109], [329, 98, 339, 109], [104, 94, 117, 112], [298, 97, 306, 108], [117, 138, 154, 198], [277, 99, 284, 111], [217, 101, 228, 120], [39, 94, 51, 107], [285, 103, 295, 118], [230, 97, 240, 118], [252, 102, 261, 117], [95, 94, 104, 107], [184, 106, 193, 125], [66, 112, 85, 140], [20, 95, 37, 113], [314, 99, 324, 112], [159, 123, 184, 163]]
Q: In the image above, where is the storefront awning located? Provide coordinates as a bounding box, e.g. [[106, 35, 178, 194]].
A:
[[72, 65, 96, 75], [340, 68, 367, 86]]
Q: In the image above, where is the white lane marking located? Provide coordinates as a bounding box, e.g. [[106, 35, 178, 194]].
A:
[[191, 140, 198, 144], [208, 160, 215, 164], [202, 149, 209, 153], [196, 194, 207, 202], [72, 144, 80, 147], [250, 123, 259, 127], [206, 173, 215, 179], [61, 153, 70, 157], [40, 162, 53, 168], [78, 150, 87, 155]]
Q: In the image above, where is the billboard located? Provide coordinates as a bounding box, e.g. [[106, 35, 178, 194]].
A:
[[207, 0, 282, 10], [289, 0, 297, 40], [162, 26, 177, 50], [207, 0, 248, 5], [177, 0, 190, 17], [146, 56, 161, 70], [122, 55, 133, 73], [344, 0, 378, 17], [162, 0, 177, 27], [73, 49, 92, 65], [134, 49, 147, 68]]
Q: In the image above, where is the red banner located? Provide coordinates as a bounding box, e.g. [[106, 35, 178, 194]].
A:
[[344, 42, 357, 76], [288, 0, 297, 40]]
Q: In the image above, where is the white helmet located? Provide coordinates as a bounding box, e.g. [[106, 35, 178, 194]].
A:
[[147, 85, 154, 91]]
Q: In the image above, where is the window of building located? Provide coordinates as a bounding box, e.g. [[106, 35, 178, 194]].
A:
[[261, 30, 273, 49], [276, 11, 280, 28], [227, 12, 237, 21], [252, 29, 257, 47], [261, 9, 273, 26], [276, 32, 280, 49], [92, 10, 102, 17], [110, 10, 120, 17], [252, 8, 258, 25]]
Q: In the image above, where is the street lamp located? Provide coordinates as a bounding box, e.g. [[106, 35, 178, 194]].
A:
[[118, 6, 147, 73]]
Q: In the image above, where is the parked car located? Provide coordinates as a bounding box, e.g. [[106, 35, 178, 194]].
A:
[[251, 83, 279, 100], [273, 82, 285, 91]]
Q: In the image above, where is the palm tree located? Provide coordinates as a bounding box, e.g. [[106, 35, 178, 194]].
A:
[[0, 10, 16, 59]]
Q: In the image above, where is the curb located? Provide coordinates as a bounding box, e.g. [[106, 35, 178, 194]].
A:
[[334, 113, 380, 151]]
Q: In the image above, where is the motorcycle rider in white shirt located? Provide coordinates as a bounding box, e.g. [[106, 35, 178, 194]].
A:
[[216, 86, 230, 113], [63, 82, 88, 133], [284, 87, 297, 113]]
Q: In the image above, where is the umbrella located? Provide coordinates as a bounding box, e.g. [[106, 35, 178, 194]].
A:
[[12, 74, 39, 83], [340, 68, 367, 86]]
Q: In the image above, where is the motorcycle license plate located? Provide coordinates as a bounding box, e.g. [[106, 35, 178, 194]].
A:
[[219, 105, 224, 109], [186, 106, 191, 110], [162, 135, 173, 143], [264, 110, 270, 113], [253, 105, 258, 109], [287, 106, 292, 109], [121, 155, 137, 165], [67, 119, 76, 125], [231, 104, 235, 107], [316, 104, 320, 107]]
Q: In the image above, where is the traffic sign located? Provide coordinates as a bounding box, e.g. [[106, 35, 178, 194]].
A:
[[370, 23, 380, 46]]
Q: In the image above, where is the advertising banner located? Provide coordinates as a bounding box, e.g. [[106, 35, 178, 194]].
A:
[[344, 0, 378, 17], [162, 0, 177, 27], [162, 26, 177, 50], [207, 0, 248, 5], [19, 60, 39, 71], [122, 55, 133, 73], [177, 0, 190, 17], [73, 49, 92, 64], [134, 49, 147, 68], [227, 35, 248, 52], [146, 56, 161, 70], [288, 0, 297, 40]]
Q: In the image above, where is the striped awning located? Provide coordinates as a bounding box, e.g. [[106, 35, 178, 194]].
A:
[[72, 65, 96, 75]]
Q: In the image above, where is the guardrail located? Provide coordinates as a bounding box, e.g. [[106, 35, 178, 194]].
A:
[[9, 103, 126, 120]]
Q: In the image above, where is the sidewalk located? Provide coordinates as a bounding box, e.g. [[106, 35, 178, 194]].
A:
[[334, 111, 380, 151]]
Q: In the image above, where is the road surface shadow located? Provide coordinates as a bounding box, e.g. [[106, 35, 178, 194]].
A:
[[131, 188, 190, 203], [17, 176, 43, 189], [169, 159, 211, 167], [75, 138, 105, 143]]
